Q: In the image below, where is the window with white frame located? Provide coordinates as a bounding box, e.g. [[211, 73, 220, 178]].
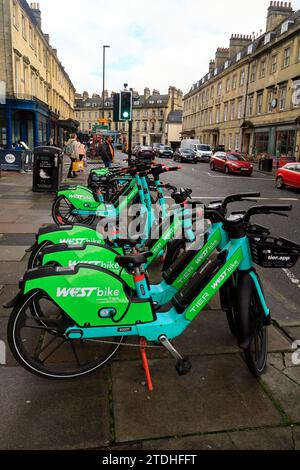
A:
[[29, 25, 33, 48], [247, 95, 254, 116], [235, 133, 240, 151], [271, 54, 277, 73], [250, 63, 257, 82], [279, 86, 287, 111], [267, 89, 274, 113], [232, 74, 237, 90], [237, 98, 243, 119], [226, 78, 231, 93], [216, 105, 220, 124], [21, 15, 27, 39], [13, 2, 18, 28], [228, 133, 233, 150], [217, 81, 222, 96], [283, 47, 291, 68], [240, 69, 245, 86], [230, 100, 235, 120], [257, 92, 263, 114], [260, 59, 266, 78], [224, 102, 228, 122]]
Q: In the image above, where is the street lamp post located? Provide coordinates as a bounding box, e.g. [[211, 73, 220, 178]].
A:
[[102, 45, 110, 119]]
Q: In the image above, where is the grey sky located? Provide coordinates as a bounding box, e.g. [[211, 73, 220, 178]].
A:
[[39, 0, 300, 95]]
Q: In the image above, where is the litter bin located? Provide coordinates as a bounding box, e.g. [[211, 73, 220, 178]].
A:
[[261, 158, 273, 172], [32, 146, 63, 192]]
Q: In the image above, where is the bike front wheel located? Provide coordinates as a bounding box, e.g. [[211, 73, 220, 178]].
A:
[[244, 294, 268, 376], [8, 291, 124, 379]]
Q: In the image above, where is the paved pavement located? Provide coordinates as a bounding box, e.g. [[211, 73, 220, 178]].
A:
[[0, 155, 299, 450]]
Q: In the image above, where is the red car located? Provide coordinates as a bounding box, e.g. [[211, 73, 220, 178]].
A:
[[276, 163, 300, 189], [210, 152, 253, 176]]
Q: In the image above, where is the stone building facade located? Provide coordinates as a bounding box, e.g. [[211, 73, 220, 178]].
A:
[[0, 0, 77, 149], [182, 2, 300, 161], [75, 86, 183, 146]]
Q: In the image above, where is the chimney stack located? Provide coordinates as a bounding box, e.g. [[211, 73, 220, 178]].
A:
[[209, 60, 215, 74], [30, 3, 42, 29], [215, 48, 230, 69], [229, 34, 252, 59], [144, 87, 150, 99], [266, 1, 294, 32]]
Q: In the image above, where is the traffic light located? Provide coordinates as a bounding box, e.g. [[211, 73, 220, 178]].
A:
[[119, 91, 132, 121], [113, 93, 120, 122]]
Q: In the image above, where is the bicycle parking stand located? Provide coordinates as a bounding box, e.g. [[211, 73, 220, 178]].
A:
[[139, 337, 154, 392]]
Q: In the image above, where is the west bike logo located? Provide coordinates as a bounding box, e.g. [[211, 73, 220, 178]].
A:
[[68, 260, 120, 270], [177, 237, 220, 287], [68, 194, 93, 201], [189, 259, 239, 314], [57, 287, 120, 298], [59, 238, 102, 245]]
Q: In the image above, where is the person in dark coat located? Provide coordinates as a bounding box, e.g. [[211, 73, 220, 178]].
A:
[[100, 136, 114, 168]]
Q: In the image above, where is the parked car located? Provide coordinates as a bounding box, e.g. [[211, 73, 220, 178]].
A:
[[213, 144, 226, 154], [210, 152, 253, 176], [193, 144, 213, 162], [133, 145, 156, 161], [276, 163, 300, 189], [152, 143, 162, 153], [157, 145, 173, 158], [173, 148, 196, 163]]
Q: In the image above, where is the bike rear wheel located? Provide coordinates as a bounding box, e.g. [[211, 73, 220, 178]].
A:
[[8, 291, 124, 379], [52, 196, 96, 226]]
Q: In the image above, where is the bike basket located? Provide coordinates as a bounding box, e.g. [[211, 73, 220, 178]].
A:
[[249, 235, 300, 268]]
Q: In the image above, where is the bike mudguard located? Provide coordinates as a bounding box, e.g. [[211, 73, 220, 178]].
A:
[[22, 265, 155, 327], [234, 270, 269, 350], [37, 224, 105, 247], [57, 185, 102, 211], [89, 168, 110, 177], [40, 243, 135, 289]]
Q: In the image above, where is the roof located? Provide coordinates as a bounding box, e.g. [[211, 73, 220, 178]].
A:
[[167, 110, 183, 123], [185, 8, 300, 98]]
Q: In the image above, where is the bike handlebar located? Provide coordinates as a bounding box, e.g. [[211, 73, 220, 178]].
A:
[[244, 204, 292, 222], [205, 204, 293, 225], [222, 192, 261, 209]]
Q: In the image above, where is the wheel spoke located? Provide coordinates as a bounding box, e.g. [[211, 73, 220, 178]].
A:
[[38, 338, 67, 364]]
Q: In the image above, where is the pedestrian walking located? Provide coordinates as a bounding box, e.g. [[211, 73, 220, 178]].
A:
[[78, 138, 86, 162], [99, 136, 114, 168], [64, 133, 80, 178]]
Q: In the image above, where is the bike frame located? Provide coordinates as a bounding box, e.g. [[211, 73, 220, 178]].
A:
[[61, 233, 269, 342]]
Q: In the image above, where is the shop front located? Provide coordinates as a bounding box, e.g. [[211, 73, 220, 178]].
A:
[[253, 123, 299, 161], [0, 97, 49, 150]]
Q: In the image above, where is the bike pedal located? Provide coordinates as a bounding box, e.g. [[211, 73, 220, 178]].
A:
[[176, 357, 192, 376]]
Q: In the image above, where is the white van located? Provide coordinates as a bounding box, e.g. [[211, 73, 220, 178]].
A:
[[193, 144, 213, 161], [180, 139, 200, 151]]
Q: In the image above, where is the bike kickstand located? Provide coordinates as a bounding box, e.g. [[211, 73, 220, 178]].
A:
[[139, 337, 154, 392]]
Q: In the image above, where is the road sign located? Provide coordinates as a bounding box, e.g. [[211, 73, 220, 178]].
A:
[[97, 118, 109, 124]]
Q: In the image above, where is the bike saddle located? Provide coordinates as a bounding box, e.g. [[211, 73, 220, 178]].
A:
[[115, 252, 152, 269]]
